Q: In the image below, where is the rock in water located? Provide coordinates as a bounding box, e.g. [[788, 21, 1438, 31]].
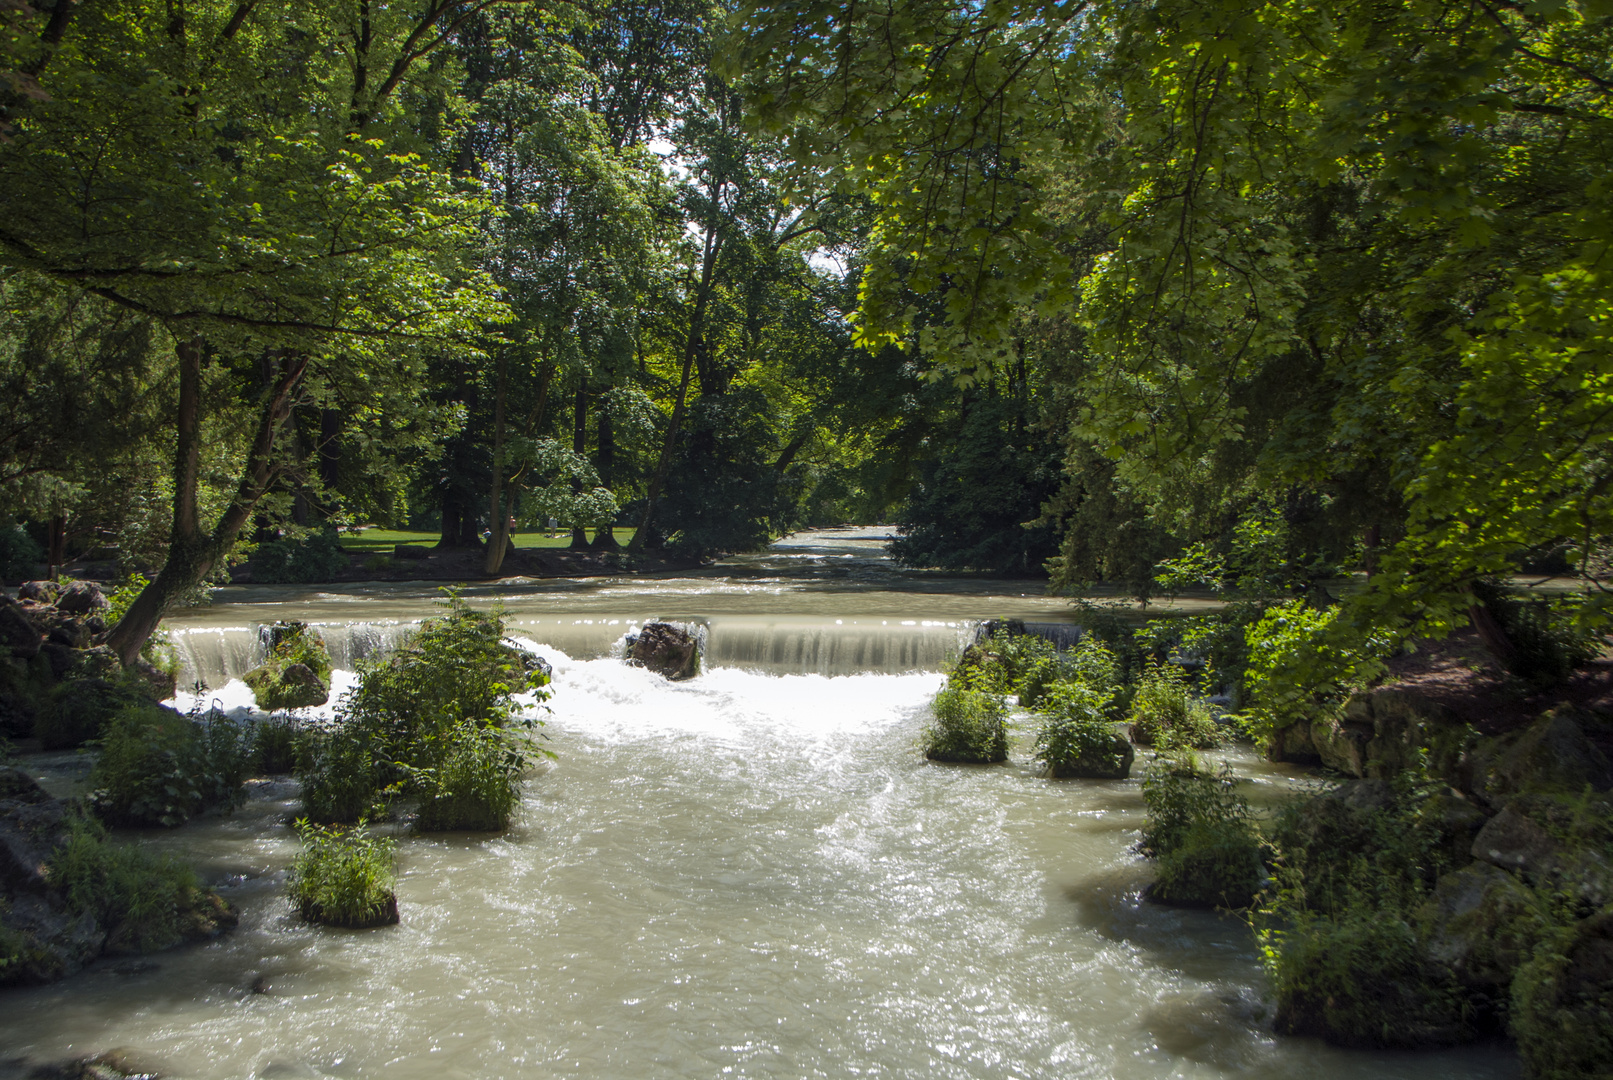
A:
[[626, 622, 699, 681], [243, 660, 329, 711]]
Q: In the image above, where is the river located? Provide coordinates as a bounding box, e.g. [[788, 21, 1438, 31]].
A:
[[0, 529, 1517, 1079]]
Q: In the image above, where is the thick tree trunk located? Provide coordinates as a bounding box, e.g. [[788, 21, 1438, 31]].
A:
[[570, 382, 591, 550], [104, 341, 306, 666], [483, 356, 510, 576], [591, 407, 618, 550], [46, 514, 67, 572], [629, 227, 723, 554], [438, 502, 461, 550]]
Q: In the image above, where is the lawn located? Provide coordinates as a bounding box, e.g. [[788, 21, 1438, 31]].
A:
[[338, 528, 636, 553]]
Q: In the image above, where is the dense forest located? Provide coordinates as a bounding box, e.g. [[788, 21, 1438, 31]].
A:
[[2, 0, 1612, 1075]]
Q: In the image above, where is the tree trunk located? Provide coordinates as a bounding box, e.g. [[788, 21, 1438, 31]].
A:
[[591, 406, 618, 550], [105, 341, 307, 666], [570, 382, 591, 550], [46, 513, 67, 572], [629, 226, 723, 554], [438, 502, 461, 550], [483, 355, 510, 576]]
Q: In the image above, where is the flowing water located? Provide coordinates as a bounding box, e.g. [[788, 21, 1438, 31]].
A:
[[1, 530, 1517, 1079]]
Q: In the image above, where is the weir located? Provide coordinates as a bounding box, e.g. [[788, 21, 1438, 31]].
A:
[[169, 614, 980, 687]]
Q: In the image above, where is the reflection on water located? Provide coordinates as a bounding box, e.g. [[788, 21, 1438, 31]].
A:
[[0, 530, 1517, 1079]]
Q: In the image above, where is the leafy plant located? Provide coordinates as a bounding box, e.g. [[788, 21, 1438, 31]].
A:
[[46, 815, 200, 953], [296, 593, 551, 827], [288, 818, 398, 928], [250, 714, 306, 774], [1033, 684, 1131, 778], [922, 680, 1008, 763], [1140, 758, 1265, 908], [88, 703, 251, 827], [410, 723, 524, 832], [245, 621, 333, 710], [1128, 662, 1219, 749]]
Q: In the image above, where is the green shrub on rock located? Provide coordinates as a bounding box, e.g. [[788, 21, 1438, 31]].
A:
[[37, 677, 147, 750], [250, 714, 307, 774], [244, 621, 332, 711], [922, 681, 1008, 763], [88, 704, 250, 827], [1264, 907, 1474, 1048], [296, 594, 551, 827], [47, 815, 234, 954], [1129, 662, 1220, 749], [1140, 758, 1265, 908], [1154, 819, 1266, 908], [289, 818, 398, 928], [1033, 685, 1132, 779]]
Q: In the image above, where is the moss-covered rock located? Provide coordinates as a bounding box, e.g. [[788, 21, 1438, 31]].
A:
[[1464, 708, 1613, 810], [1419, 862, 1551, 1011], [243, 660, 329, 711], [1511, 908, 1613, 1080]]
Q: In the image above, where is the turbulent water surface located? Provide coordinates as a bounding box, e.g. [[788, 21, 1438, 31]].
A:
[[0, 530, 1517, 1079]]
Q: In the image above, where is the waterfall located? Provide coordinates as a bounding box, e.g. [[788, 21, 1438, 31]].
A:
[[167, 614, 989, 684]]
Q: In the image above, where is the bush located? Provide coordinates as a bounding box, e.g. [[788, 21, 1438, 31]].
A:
[[1474, 581, 1601, 689], [922, 681, 1008, 763], [1153, 819, 1265, 908], [88, 703, 251, 827], [1019, 635, 1122, 711], [1263, 907, 1473, 1047], [411, 724, 523, 831], [289, 818, 398, 928], [252, 529, 350, 584], [1033, 685, 1133, 779], [297, 720, 382, 824], [0, 523, 43, 582], [250, 714, 305, 774], [47, 815, 202, 953], [296, 594, 551, 826], [37, 677, 147, 750], [1510, 909, 1613, 1080], [1128, 662, 1219, 749], [1139, 758, 1251, 857]]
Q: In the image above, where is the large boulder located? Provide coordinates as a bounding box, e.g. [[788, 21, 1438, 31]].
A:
[[0, 769, 104, 983], [1266, 718, 1321, 764], [55, 581, 108, 616], [0, 597, 41, 659], [1418, 862, 1551, 1002], [15, 580, 61, 604], [1471, 798, 1613, 909], [1463, 707, 1613, 808], [626, 622, 700, 681], [243, 660, 329, 710]]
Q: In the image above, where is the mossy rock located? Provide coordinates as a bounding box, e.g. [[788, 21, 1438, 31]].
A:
[[1419, 862, 1552, 1008], [1149, 819, 1266, 909], [1511, 907, 1613, 1080], [243, 659, 329, 711], [299, 892, 399, 929], [1464, 708, 1613, 809]]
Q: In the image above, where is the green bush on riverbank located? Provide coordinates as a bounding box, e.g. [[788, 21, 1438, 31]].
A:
[[922, 682, 1008, 763], [88, 704, 250, 827]]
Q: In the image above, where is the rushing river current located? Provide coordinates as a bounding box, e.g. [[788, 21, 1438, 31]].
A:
[[1, 529, 1518, 1079]]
